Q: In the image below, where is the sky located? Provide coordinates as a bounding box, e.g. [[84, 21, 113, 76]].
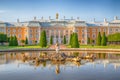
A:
[[0, 0, 120, 22]]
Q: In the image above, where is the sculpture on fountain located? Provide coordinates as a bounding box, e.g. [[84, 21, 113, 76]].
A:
[[55, 42, 60, 53]]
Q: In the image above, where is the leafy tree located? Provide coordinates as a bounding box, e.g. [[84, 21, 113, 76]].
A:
[[96, 32, 102, 46], [25, 37, 28, 45], [0, 33, 7, 45], [101, 32, 107, 46], [71, 33, 79, 48], [39, 30, 47, 47], [50, 36, 53, 45], [63, 35, 66, 44]]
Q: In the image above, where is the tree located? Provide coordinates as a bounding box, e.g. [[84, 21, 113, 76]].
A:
[[71, 33, 79, 48], [13, 36, 18, 46], [50, 36, 53, 45], [39, 30, 47, 47], [101, 32, 107, 46], [25, 37, 28, 45], [0, 33, 7, 45], [9, 36, 14, 46], [87, 37, 90, 44], [63, 35, 66, 44], [96, 32, 102, 46], [21, 40, 25, 46], [69, 34, 73, 45], [9, 36, 18, 46]]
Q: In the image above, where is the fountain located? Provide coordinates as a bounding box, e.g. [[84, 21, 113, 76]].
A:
[[55, 42, 60, 53]]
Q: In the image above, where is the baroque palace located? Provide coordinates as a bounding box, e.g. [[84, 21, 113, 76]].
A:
[[0, 14, 120, 45]]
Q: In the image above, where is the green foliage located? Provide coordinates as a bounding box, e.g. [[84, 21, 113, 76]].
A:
[[14, 36, 18, 46], [9, 36, 18, 46], [39, 30, 47, 47], [50, 36, 53, 45], [71, 33, 79, 48], [87, 37, 90, 44], [108, 33, 120, 42], [96, 32, 102, 46], [101, 32, 107, 46], [63, 35, 66, 44], [69, 34, 73, 45], [25, 37, 28, 44], [9, 36, 14, 46], [0, 33, 7, 43]]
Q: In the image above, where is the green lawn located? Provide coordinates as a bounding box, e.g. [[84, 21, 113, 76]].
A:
[[0, 45, 120, 50], [67, 45, 120, 49], [0, 45, 48, 50]]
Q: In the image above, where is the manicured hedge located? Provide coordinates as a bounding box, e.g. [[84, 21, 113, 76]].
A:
[[108, 33, 120, 42]]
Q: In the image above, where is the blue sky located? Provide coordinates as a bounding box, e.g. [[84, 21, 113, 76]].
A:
[[0, 0, 120, 22]]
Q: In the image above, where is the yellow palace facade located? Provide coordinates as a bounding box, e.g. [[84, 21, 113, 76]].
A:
[[0, 16, 120, 45]]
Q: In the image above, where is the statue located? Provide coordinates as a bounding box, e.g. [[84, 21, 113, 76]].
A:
[[56, 13, 59, 19], [55, 42, 60, 53]]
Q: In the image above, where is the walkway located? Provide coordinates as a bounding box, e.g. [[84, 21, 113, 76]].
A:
[[48, 44, 67, 49]]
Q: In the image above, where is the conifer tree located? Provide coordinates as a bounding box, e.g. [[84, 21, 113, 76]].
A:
[[69, 34, 73, 45], [71, 33, 79, 48], [50, 36, 53, 45], [39, 30, 47, 47], [25, 37, 28, 45], [63, 35, 66, 44], [101, 32, 107, 46], [96, 32, 102, 46]]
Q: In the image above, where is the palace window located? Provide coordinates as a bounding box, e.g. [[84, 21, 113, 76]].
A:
[[82, 40, 84, 43], [18, 34, 21, 38], [82, 34, 84, 38], [92, 34, 96, 38], [103, 28, 106, 32], [8, 28, 10, 32], [18, 29, 21, 32], [13, 29, 16, 33], [110, 28, 112, 32], [66, 30, 68, 33], [82, 29, 84, 33], [115, 28, 119, 32], [92, 29, 96, 32]]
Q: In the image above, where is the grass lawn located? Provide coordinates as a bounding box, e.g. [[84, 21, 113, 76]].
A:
[[67, 45, 120, 49], [0, 45, 48, 50]]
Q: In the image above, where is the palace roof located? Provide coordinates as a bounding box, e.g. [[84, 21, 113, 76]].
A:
[[0, 16, 120, 27]]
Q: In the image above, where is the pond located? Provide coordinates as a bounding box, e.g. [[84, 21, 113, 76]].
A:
[[0, 51, 120, 80]]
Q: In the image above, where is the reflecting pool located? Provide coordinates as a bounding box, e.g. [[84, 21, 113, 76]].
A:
[[0, 51, 120, 80]]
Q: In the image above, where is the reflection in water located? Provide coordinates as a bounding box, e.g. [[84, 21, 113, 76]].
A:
[[0, 51, 120, 80]]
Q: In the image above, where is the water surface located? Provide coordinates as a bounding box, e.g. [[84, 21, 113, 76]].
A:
[[0, 51, 120, 80]]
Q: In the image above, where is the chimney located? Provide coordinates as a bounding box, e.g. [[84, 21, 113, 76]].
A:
[[34, 16, 36, 20], [17, 19, 20, 23], [104, 18, 107, 23], [114, 16, 118, 20]]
